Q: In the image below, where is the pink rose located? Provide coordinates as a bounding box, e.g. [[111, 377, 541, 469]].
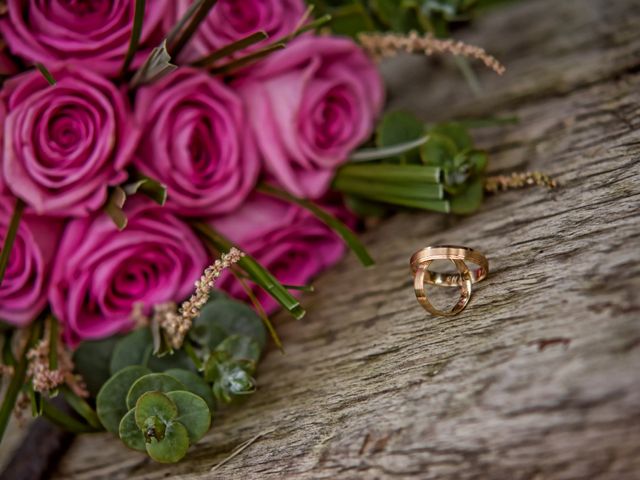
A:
[[237, 36, 384, 199], [211, 193, 350, 313], [49, 198, 208, 344], [1, 64, 137, 217], [179, 0, 307, 61], [0, 0, 174, 76], [0, 194, 62, 327], [134, 68, 258, 217]]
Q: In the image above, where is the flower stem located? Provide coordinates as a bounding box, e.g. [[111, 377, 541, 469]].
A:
[[0, 198, 24, 287], [0, 321, 42, 443], [169, 0, 218, 59], [41, 400, 99, 433], [183, 339, 203, 371], [120, 0, 146, 76]]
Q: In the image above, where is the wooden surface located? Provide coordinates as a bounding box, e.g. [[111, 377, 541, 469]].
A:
[[49, 0, 640, 478]]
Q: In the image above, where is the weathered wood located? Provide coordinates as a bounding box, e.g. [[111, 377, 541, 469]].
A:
[[49, 0, 640, 478]]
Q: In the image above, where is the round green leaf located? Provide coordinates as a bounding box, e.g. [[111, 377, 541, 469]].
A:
[[110, 328, 153, 375], [126, 373, 185, 410], [430, 123, 473, 151], [73, 336, 120, 397], [450, 177, 485, 215], [145, 421, 190, 463], [420, 133, 458, 168], [191, 298, 267, 351], [118, 409, 146, 452], [147, 349, 195, 373], [164, 369, 215, 412], [216, 335, 261, 364], [166, 391, 211, 443], [96, 365, 151, 434], [134, 391, 178, 428]]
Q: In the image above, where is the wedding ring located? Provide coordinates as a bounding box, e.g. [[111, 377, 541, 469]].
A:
[[410, 246, 489, 287], [410, 246, 489, 317]]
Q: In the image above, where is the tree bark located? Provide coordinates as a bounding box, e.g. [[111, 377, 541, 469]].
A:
[[51, 0, 640, 478]]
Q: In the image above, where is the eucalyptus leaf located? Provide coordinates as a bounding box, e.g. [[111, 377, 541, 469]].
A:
[[377, 111, 425, 163], [96, 365, 151, 434], [166, 391, 211, 443], [134, 391, 178, 428], [450, 176, 484, 214], [329, 4, 375, 37], [164, 369, 215, 412], [420, 132, 459, 167], [118, 409, 146, 452], [216, 335, 262, 365], [191, 298, 267, 351], [73, 336, 120, 397], [110, 328, 153, 375], [145, 421, 190, 463], [126, 373, 185, 410], [147, 349, 195, 373], [429, 122, 473, 150]]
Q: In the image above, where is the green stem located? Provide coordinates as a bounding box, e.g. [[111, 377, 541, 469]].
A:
[[336, 164, 442, 184], [35, 63, 56, 85], [257, 184, 375, 267], [47, 315, 58, 371], [0, 198, 25, 287], [41, 400, 99, 433], [192, 222, 305, 320], [61, 386, 102, 429], [183, 339, 203, 371], [192, 30, 268, 67], [120, 0, 146, 75], [282, 284, 315, 293], [0, 321, 42, 443], [210, 43, 285, 75], [347, 193, 450, 213], [333, 177, 444, 201], [169, 0, 218, 59]]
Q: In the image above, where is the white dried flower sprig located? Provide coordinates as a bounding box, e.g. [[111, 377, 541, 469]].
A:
[[358, 31, 505, 75], [26, 331, 88, 397], [26, 338, 65, 394], [158, 248, 245, 349]]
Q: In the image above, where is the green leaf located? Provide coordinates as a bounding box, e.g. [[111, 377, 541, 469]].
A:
[[216, 335, 261, 365], [190, 296, 267, 351], [330, 4, 375, 37], [121, 0, 146, 75], [104, 186, 128, 230], [96, 365, 151, 434], [192, 223, 306, 320], [0, 198, 24, 287], [376, 111, 425, 163], [164, 369, 215, 412], [420, 132, 458, 167], [134, 391, 178, 428], [145, 421, 190, 463], [147, 349, 195, 373], [73, 336, 120, 397], [450, 176, 484, 214], [429, 122, 473, 151], [126, 373, 185, 410], [110, 328, 153, 375], [61, 386, 101, 429], [166, 391, 211, 443], [257, 184, 375, 267], [118, 409, 146, 452]]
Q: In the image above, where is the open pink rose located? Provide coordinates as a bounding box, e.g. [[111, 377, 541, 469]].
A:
[[0, 194, 62, 327], [0, 0, 174, 76], [178, 0, 307, 62], [49, 198, 208, 344], [134, 68, 258, 217], [1, 64, 137, 217], [210, 193, 351, 313], [237, 36, 384, 199]]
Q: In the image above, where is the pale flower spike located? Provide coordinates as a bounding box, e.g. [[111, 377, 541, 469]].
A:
[[158, 248, 246, 349], [358, 31, 506, 76]]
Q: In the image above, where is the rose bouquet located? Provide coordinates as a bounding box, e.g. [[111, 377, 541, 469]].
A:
[[0, 0, 521, 464]]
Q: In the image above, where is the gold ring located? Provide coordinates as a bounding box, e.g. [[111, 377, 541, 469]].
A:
[[410, 245, 489, 317], [410, 246, 489, 287]]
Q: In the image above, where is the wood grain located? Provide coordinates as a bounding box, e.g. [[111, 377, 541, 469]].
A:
[[51, 0, 640, 478]]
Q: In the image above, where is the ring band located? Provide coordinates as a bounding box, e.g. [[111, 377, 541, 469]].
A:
[[413, 259, 472, 317], [410, 246, 489, 287]]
